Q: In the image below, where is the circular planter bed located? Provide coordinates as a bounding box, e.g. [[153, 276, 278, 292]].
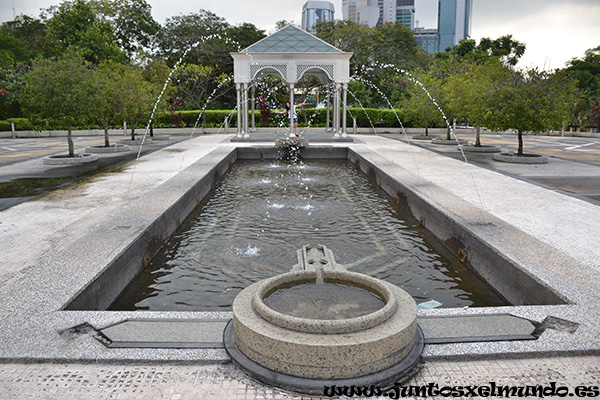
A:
[[458, 143, 501, 153], [43, 153, 98, 165], [411, 135, 440, 141], [493, 152, 548, 164], [431, 138, 468, 145], [85, 144, 130, 153]]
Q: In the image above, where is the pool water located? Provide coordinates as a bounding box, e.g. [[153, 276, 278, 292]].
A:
[[110, 160, 509, 311]]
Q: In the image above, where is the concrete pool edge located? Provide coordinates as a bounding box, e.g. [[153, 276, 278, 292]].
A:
[[0, 134, 598, 364]]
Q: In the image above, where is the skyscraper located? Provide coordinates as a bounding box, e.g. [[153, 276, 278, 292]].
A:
[[341, 0, 414, 29], [340, 0, 472, 53], [342, 0, 379, 27], [394, 0, 416, 30], [437, 0, 472, 51], [301, 1, 335, 33]]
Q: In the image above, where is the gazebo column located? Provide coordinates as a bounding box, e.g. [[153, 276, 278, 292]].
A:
[[326, 88, 331, 132], [236, 83, 242, 138], [289, 83, 295, 137], [242, 82, 250, 138], [250, 86, 256, 132], [341, 82, 348, 138], [333, 83, 341, 138]]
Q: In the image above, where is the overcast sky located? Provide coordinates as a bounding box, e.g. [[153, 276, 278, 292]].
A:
[[2, 0, 599, 70]]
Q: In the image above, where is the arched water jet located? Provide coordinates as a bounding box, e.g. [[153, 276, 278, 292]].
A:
[[128, 33, 227, 188], [347, 88, 378, 134], [369, 63, 486, 208]]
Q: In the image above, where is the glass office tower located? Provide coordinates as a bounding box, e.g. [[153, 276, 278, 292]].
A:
[[437, 0, 472, 51], [302, 1, 335, 33], [394, 0, 415, 29]]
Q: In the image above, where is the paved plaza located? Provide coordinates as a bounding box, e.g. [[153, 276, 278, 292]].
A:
[[0, 130, 599, 399]]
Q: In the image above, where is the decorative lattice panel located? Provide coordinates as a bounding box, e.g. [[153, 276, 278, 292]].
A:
[[297, 64, 335, 80], [250, 64, 288, 80]]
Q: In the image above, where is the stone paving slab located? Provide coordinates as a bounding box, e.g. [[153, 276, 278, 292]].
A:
[[98, 315, 538, 349], [0, 356, 598, 399], [418, 314, 536, 344], [99, 319, 229, 348]]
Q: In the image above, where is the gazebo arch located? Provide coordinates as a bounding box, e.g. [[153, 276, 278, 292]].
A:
[[231, 25, 353, 138]]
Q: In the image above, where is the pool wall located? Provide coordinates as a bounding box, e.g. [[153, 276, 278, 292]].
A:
[[65, 147, 238, 310], [346, 148, 568, 306], [66, 145, 566, 311]]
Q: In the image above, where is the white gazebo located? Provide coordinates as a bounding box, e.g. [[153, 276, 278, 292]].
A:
[[231, 25, 353, 139]]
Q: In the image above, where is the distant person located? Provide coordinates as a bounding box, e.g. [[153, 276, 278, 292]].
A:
[[279, 100, 306, 137]]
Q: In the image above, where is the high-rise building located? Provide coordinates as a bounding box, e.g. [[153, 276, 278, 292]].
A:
[[394, 0, 416, 30], [413, 27, 439, 54], [437, 0, 472, 51], [341, 0, 472, 54], [342, 0, 414, 29], [301, 1, 335, 33], [342, 0, 379, 27]]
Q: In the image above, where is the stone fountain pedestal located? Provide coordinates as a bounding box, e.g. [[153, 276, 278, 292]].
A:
[[224, 245, 423, 395]]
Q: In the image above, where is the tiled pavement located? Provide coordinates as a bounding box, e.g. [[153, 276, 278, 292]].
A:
[[1, 132, 600, 399], [1, 356, 599, 399]]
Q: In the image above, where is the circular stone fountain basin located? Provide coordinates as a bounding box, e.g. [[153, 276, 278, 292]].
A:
[[253, 270, 397, 334], [225, 269, 423, 391]]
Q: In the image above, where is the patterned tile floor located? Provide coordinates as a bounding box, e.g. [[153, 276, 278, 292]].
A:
[[1, 356, 598, 399]]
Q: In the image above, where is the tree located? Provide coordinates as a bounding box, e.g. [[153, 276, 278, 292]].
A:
[[565, 46, 600, 129], [274, 20, 296, 31], [442, 58, 505, 146], [476, 35, 526, 66], [21, 49, 99, 156], [44, 0, 125, 64], [172, 63, 231, 110], [0, 63, 28, 119], [95, 60, 153, 146], [436, 36, 527, 67], [91, 0, 160, 59], [115, 64, 153, 139], [226, 23, 266, 52], [140, 56, 174, 132], [0, 15, 48, 65], [314, 21, 429, 108], [402, 71, 446, 134], [156, 10, 230, 67], [591, 103, 600, 131], [314, 20, 375, 77], [483, 68, 577, 155]]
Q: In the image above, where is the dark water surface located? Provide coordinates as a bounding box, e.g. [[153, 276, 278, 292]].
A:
[[110, 160, 508, 311], [263, 282, 386, 320]]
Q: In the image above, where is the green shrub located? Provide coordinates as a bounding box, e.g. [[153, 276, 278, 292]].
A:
[[0, 120, 10, 131], [7, 117, 32, 130]]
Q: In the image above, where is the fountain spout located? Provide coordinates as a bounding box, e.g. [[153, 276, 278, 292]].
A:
[[292, 244, 345, 273]]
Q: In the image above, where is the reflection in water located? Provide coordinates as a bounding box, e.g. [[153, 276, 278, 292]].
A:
[[110, 160, 508, 311]]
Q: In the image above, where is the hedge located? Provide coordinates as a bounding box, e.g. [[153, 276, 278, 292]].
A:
[[0, 107, 419, 131]]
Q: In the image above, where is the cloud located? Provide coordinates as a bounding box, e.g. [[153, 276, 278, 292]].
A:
[[472, 1, 600, 69]]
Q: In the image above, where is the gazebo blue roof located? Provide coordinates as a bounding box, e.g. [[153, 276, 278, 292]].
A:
[[242, 25, 342, 54]]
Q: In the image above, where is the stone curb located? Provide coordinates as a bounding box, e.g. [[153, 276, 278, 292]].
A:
[[459, 145, 501, 153], [42, 153, 98, 165], [411, 135, 440, 141], [493, 153, 549, 164], [431, 138, 468, 145], [84, 144, 130, 154]]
